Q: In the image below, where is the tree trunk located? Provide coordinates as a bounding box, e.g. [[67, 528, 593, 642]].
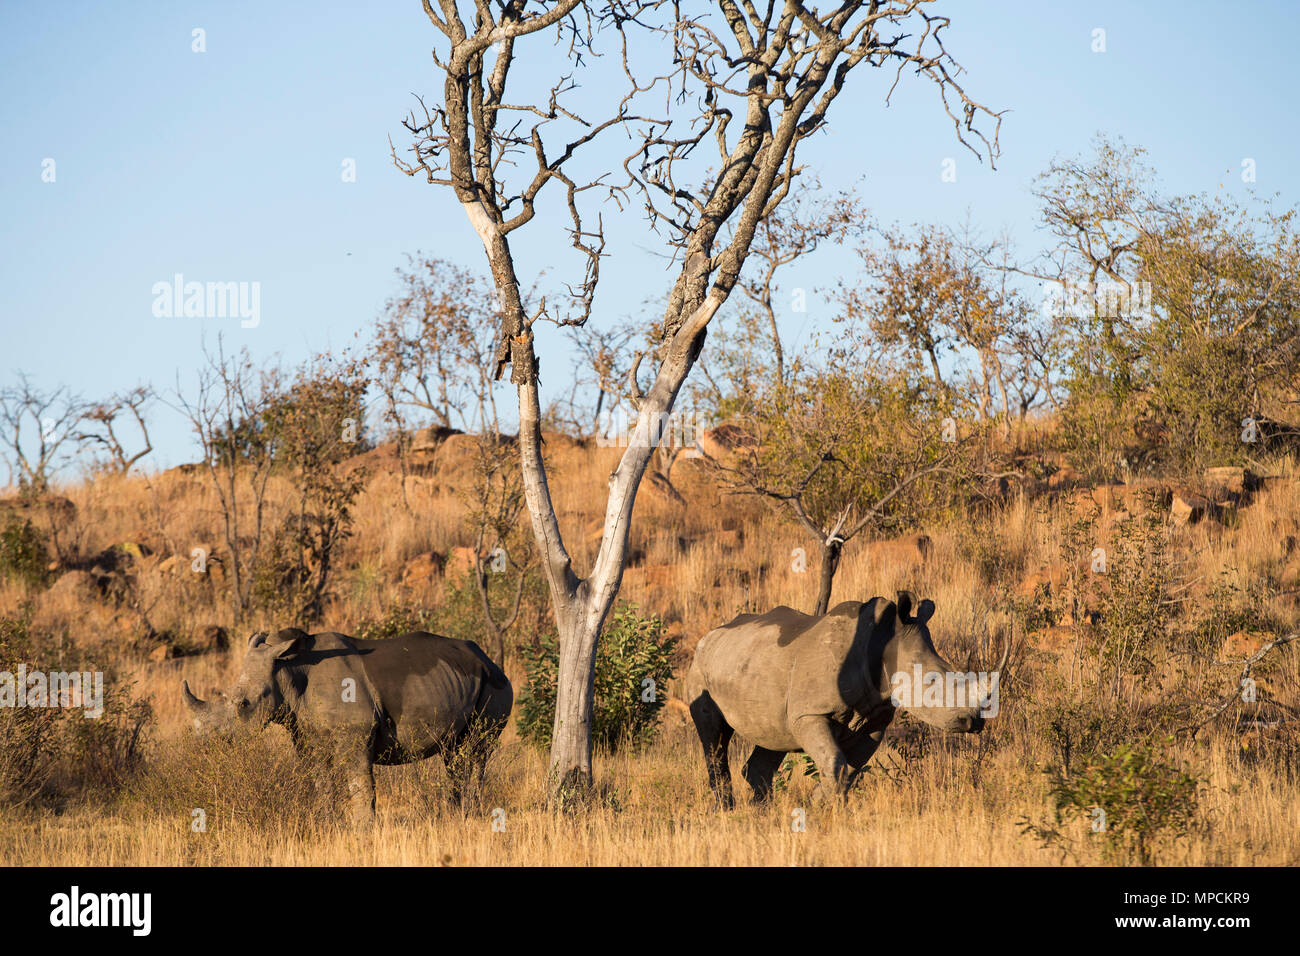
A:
[[548, 598, 605, 793], [514, 301, 721, 797], [813, 538, 843, 616]]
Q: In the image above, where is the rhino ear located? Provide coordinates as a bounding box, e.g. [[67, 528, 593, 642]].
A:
[[896, 590, 916, 622], [248, 631, 269, 650], [915, 599, 935, 624], [871, 597, 897, 627], [271, 631, 309, 660]]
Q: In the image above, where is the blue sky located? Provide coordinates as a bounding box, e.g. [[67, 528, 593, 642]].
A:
[[2, 1, 1296, 471]]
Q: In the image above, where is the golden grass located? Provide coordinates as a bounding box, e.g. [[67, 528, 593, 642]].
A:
[[2, 726, 1296, 865]]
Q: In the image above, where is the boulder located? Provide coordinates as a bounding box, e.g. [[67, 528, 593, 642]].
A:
[[641, 471, 686, 507], [45, 569, 97, 603], [1205, 466, 1260, 497], [1027, 626, 1080, 653], [690, 528, 743, 553], [411, 424, 462, 452], [1047, 466, 1081, 490], [1170, 492, 1214, 526], [694, 423, 757, 464], [861, 534, 932, 574], [1221, 631, 1270, 660], [443, 546, 479, 582], [402, 551, 446, 591], [624, 564, 677, 590], [0, 494, 76, 526], [147, 643, 175, 663], [194, 624, 229, 653], [1017, 561, 1071, 596]]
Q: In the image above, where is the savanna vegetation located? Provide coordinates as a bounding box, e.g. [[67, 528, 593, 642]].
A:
[[1, 1, 1298, 866]]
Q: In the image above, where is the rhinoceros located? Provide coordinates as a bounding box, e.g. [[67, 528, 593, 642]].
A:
[[684, 592, 1005, 807], [182, 627, 513, 820]]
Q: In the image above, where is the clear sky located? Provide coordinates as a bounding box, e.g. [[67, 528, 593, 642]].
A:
[[2, 1, 1297, 471]]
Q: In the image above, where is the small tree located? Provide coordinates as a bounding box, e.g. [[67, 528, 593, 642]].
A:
[[720, 355, 961, 614], [173, 339, 280, 621], [517, 604, 677, 754], [259, 356, 370, 621], [1049, 741, 1199, 865], [460, 430, 536, 665], [73, 386, 154, 476], [0, 374, 82, 494], [370, 254, 501, 433], [849, 221, 1045, 436], [1029, 135, 1300, 474]]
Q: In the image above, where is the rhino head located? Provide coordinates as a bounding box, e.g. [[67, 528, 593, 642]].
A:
[[879, 590, 1005, 734], [229, 628, 311, 727], [180, 680, 236, 735]]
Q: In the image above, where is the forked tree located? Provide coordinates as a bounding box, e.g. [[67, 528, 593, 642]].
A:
[[393, 0, 1000, 795]]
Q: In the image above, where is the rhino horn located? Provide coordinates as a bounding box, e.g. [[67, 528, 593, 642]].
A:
[[995, 628, 1012, 673], [181, 679, 206, 712]]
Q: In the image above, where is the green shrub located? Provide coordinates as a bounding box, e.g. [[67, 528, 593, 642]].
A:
[[517, 604, 677, 753], [0, 520, 49, 588], [1048, 740, 1200, 865]]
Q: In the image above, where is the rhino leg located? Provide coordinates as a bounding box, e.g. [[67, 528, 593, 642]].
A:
[[741, 747, 786, 804], [443, 717, 500, 808], [443, 743, 480, 808], [843, 729, 885, 790], [791, 715, 850, 801], [688, 691, 735, 809], [337, 744, 376, 823]]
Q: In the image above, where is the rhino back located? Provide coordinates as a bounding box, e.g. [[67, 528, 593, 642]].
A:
[[358, 632, 510, 727], [694, 602, 881, 749], [283, 632, 510, 750], [693, 606, 815, 749]]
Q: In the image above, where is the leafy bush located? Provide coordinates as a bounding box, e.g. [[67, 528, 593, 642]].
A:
[[0, 520, 49, 588], [517, 604, 677, 753], [1048, 740, 1199, 865]]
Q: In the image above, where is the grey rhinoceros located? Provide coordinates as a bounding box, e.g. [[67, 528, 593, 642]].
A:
[[684, 591, 1005, 807], [182, 627, 513, 820]]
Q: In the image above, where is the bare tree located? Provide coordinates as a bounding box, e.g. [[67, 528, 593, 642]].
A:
[[393, 0, 1000, 795], [0, 373, 83, 494], [172, 339, 280, 621], [73, 386, 155, 475]]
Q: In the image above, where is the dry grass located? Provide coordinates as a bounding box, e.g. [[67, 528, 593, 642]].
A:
[[2, 726, 1297, 865], [1, 436, 1298, 865]]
